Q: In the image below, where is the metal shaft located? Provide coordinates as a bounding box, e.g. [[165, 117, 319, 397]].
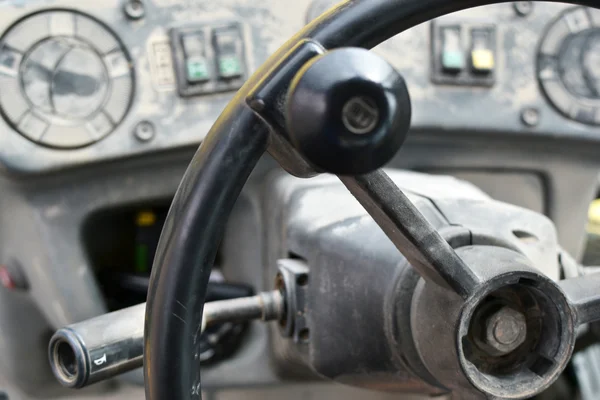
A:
[[202, 290, 284, 331], [48, 291, 283, 388]]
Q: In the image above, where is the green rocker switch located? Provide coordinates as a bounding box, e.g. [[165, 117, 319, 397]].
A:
[[441, 26, 466, 73], [181, 32, 211, 83], [213, 27, 245, 79]]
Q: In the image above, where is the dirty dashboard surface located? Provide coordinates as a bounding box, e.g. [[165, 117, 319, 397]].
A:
[[1, 1, 600, 399], [0, 2, 599, 172]]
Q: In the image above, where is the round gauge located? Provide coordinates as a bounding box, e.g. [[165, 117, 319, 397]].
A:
[[0, 11, 134, 149], [558, 33, 594, 99], [538, 6, 600, 125], [582, 32, 600, 95]]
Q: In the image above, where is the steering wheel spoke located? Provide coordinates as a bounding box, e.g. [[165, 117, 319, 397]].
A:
[[340, 171, 481, 299], [281, 45, 479, 298], [560, 272, 600, 326]]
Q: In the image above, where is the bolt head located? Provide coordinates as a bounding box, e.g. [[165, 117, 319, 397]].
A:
[[521, 107, 540, 127], [124, 0, 145, 20], [134, 121, 155, 142], [483, 307, 527, 356], [342, 96, 380, 135]]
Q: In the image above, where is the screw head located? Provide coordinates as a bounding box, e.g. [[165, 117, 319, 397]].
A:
[[513, 1, 534, 17], [482, 307, 527, 356], [286, 48, 411, 175], [521, 107, 540, 127], [134, 121, 155, 142], [124, 0, 145, 20], [342, 96, 380, 135]]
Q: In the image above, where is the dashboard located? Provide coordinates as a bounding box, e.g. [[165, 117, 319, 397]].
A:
[[0, 1, 598, 173], [2, 1, 600, 399]]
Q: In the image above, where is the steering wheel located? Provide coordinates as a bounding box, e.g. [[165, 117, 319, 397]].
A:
[[144, 1, 600, 399]]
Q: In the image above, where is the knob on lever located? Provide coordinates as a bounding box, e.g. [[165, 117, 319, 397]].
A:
[[286, 48, 412, 175]]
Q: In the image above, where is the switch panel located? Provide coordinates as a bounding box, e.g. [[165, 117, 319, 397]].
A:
[[170, 22, 247, 97], [431, 19, 497, 87]]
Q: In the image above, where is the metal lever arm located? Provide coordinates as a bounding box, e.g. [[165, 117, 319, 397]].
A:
[[340, 171, 481, 299], [285, 48, 480, 298]]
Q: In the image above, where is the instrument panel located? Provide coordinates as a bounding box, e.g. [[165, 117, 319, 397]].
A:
[[0, 1, 598, 173]]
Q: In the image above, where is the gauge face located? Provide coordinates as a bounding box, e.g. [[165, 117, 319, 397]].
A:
[[22, 38, 110, 121], [559, 33, 594, 99], [0, 11, 134, 149], [582, 32, 600, 95], [538, 7, 600, 125]]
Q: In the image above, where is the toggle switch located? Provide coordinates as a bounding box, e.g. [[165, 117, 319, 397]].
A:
[[441, 26, 465, 73], [470, 28, 496, 74], [181, 32, 211, 83], [213, 27, 245, 79]]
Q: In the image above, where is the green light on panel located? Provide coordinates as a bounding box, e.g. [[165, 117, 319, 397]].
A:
[[135, 244, 149, 273], [219, 56, 242, 78]]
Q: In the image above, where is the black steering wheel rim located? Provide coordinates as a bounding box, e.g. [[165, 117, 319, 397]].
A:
[[144, 1, 597, 399]]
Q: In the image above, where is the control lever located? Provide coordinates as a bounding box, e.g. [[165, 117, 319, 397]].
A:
[[48, 290, 283, 388]]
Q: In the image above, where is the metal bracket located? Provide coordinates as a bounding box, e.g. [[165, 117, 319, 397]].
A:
[[276, 258, 310, 343]]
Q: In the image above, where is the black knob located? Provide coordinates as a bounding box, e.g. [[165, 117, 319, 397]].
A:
[[286, 48, 411, 175]]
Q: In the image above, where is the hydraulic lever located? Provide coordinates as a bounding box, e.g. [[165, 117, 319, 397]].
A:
[[48, 290, 284, 388]]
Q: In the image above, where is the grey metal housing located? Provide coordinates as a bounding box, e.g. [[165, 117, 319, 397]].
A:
[[263, 170, 562, 391]]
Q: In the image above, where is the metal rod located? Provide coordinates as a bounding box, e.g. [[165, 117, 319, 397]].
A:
[[202, 290, 284, 331], [48, 291, 283, 388]]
